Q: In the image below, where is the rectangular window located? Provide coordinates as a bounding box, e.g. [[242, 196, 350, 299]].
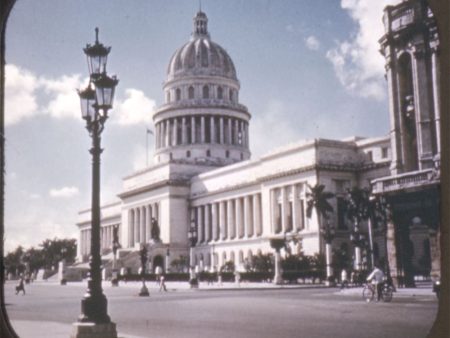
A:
[[367, 150, 373, 162], [381, 147, 388, 159]]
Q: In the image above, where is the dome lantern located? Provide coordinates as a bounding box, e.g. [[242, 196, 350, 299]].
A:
[[192, 11, 209, 39]]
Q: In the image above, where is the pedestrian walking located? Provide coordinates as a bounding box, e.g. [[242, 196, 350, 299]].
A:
[[159, 275, 167, 292], [15, 276, 26, 295], [340, 269, 348, 289]]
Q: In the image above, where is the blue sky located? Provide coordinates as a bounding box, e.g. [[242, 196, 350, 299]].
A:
[[4, 0, 400, 252]]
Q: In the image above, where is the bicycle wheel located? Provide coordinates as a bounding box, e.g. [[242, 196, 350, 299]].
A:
[[363, 285, 374, 302], [382, 286, 393, 303]]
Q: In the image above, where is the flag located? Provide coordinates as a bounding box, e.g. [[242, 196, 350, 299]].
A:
[[147, 128, 153, 135]]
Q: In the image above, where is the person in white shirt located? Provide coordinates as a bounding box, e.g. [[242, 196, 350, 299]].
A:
[[366, 266, 385, 301]]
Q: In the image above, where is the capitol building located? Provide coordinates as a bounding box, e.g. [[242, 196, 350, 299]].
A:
[[76, 2, 441, 286]]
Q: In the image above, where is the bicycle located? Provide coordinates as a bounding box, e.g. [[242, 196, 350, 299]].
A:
[[362, 282, 394, 303]]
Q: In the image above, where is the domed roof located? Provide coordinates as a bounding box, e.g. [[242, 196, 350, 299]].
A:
[[166, 11, 237, 81]]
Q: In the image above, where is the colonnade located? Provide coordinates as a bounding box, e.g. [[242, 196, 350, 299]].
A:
[[270, 183, 306, 234], [155, 115, 249, 149], [192, 193, 262, 245], [80, 229, 91, 258], [128, 203, 159, 248]]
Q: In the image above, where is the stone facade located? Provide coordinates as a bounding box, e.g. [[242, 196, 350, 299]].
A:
[[374, 0, 440, 287], [75, 7, 438, 284]]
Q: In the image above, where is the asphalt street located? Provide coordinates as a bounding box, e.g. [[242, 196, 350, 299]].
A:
[[4, 281, 438, 338]]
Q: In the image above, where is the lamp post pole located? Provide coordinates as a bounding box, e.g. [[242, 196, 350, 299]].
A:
[[188, 219, 198, 288], [72, 28, 118, 338]]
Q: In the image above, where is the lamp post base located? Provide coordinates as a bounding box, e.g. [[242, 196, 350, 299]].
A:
[[139, 284, 150, 296], [71, 322, 117, 338]]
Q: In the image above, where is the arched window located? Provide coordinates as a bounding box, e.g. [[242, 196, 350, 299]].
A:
[[169, 153, 173, 160], [166, 91, 171, 103], [176, 88, 181, 101], [229, 89, 234, 102], [188, 86, 195, 99], [186, 150, 191, 158], [225, 150, 230, 158], [230, 251, 235, 263], [217, 86, 223, 99], [206, 149, 211, 157], [239, 250, 244, 264], [203, 85, 209, 99]]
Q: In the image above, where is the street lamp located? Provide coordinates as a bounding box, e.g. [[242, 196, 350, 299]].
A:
[[72, 28, 118, 338], [188, 219, 198, 288], [138, 244, 149, 297]]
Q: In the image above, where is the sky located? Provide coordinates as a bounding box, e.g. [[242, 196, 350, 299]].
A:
[[4, 0, 401, 253]]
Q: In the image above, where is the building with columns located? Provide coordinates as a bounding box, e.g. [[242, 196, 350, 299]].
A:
[[373, 0, 440, 287], [76, 3, 440, 282]]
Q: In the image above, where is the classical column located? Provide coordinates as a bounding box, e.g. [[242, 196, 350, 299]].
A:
[[146, 205, 152, 242], [292, 184, 299, 232], [431, 45, 441, 155], [197, 206, 204, 244], [211, 116, 216, 143], [129, 209, 134, 247], [201, 116, 206, 143], [191, 116, 196, 144], [166, 120, 171, 147], [244, 195, 253, 238], [134, 208, 140, 245], [235, 119, 240, 145], [211, 203, 218, 241], [173, 118, 178, 146], [219, 117, 224, 144], [227, 199, 235, 239], [140, 206, 146, 244], [253, 193, 262, 236], [155, 124, 159, 149], [219, 201, 226, 240], [270, 189, 278, 234], [412, 48, 435, 168], [227, 118, 232, 145], [236, 197, 244, 238], [182, 117, 187, 144], [281, 187, 288, 233], [204, 204, 211, 242]]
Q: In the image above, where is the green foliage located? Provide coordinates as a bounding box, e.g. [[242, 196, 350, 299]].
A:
[[170, 255, 189, 272], [306, 183, 334, 221], [245, 253, 273, 273], [39, 238, 77, 269], [220, 260, 235, 273], [5, 238, 77, 276]]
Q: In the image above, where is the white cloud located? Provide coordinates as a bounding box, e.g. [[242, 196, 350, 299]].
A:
[[326, 0, 401, 100], [305, 35, 320, 51], [113, 89, 156, 125], [5, 64, 39, 125], [49, 186, 79, 198], [40, 74, 84, 119]]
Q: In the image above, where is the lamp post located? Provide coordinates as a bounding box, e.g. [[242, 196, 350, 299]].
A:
[[72, 28, 118, 338], [111, 224, 120, 286], [188, 219, 198, 288], [138, 244, 149, 297]]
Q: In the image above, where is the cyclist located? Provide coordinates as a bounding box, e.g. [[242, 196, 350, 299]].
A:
[[366, 265, 385, 302]]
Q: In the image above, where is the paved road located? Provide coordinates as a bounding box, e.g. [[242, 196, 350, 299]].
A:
[[4, 281, 438, 338]]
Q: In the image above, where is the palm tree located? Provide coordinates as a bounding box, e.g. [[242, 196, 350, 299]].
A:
[[344, 187, 372, 271], [306, 183, 335, 283]]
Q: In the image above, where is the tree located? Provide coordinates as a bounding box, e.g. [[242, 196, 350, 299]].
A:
[[170, 255, 189, 273], [306, 183, 334, 232], [4, 246, 25, 276], [306, 183, 335, 282], [39, 238, 77, 270], [245, 253, 273, 273]]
